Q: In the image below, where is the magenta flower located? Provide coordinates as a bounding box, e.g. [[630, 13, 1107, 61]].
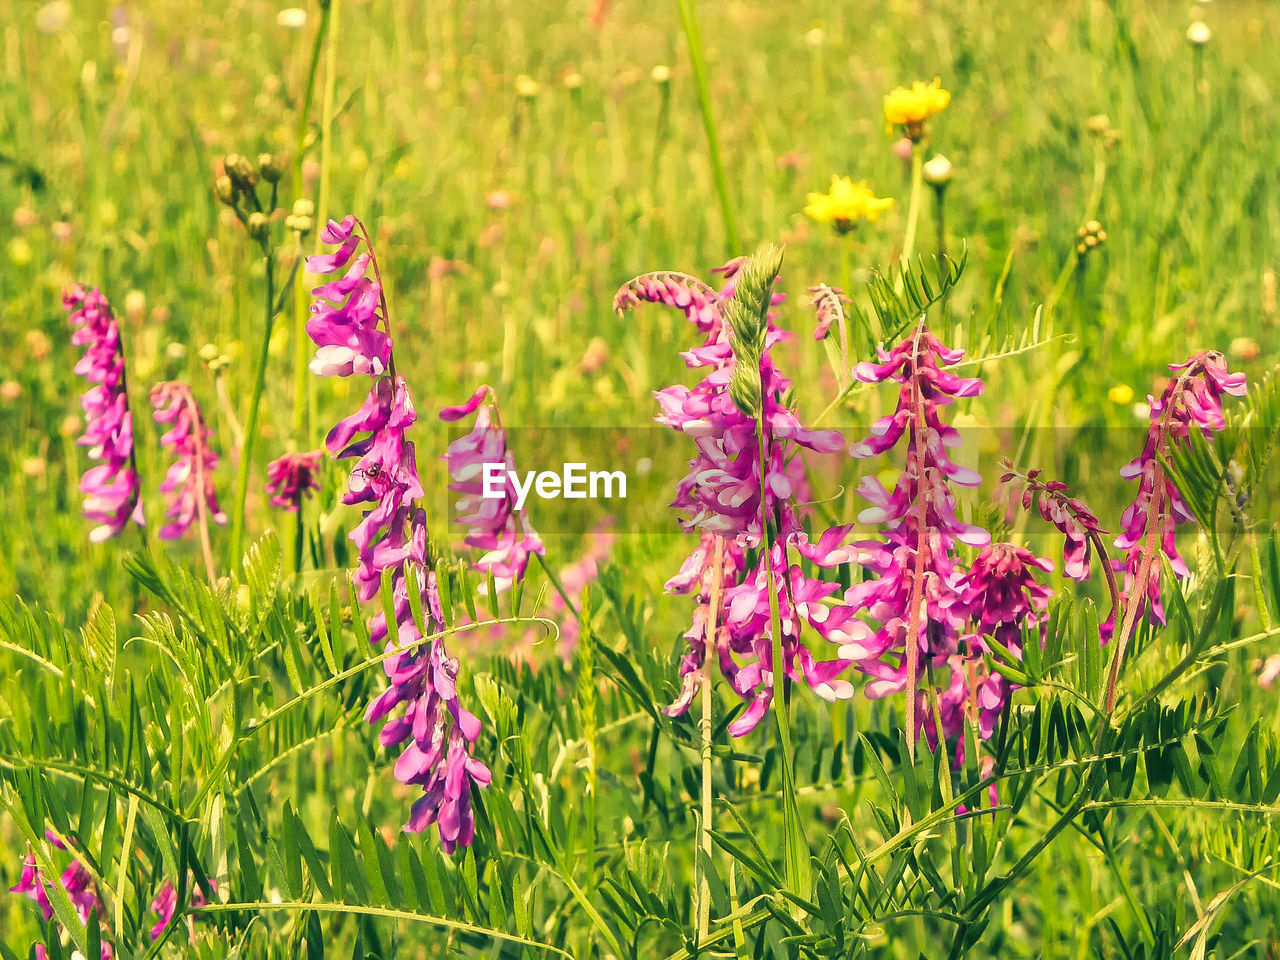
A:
[[440, 385, 544, 593], [12, 832, 112, 957], [309, 215, 489, 852], [264, 450, 322, 511], [65, 284, 144, 542], [925, 543, 1052, 756], [620, 257, 863, 736], [845, 322, 990, 755], [306, 215, 393, 378], [151, 381, 227, 540], [1002, 464, 1107, 582], [147, 877, 211, 941], [1107, 350, 1246, 638]]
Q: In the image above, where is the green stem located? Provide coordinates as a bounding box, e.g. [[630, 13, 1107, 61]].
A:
[[898, 143, 925, 282], [697, 536, 724, 942], [289, 6, 329, 443], [757, 423, 810, 902], [675, 0, 741, 253], [229, 249, 276, 568]]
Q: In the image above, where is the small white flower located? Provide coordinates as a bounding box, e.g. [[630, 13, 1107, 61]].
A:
[[1186, 20, 1211, 45]]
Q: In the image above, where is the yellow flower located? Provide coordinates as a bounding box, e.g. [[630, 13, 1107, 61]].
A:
[[883, 77, 951, 137], [1108, 384, 1135, 405], [804, 176, 894, 233]]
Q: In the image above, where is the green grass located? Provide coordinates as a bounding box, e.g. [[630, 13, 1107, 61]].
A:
[[1, 0, 1279, 956]]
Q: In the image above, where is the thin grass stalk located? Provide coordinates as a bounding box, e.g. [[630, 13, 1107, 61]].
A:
[[227, 248, 276, 567], [675, 0, 742, 253]]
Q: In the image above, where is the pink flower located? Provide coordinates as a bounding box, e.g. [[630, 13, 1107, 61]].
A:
[[151, 382, 227, 539], [264, 450, 322, 511], [845, 322, 990, 752], [310, 215, 489, 852], [440, 385, 544, 593], [1106, 350, 1246, 637], [620, 257, 860, 735], [305, 216, 393, 378], [65, 285, 144, 541]]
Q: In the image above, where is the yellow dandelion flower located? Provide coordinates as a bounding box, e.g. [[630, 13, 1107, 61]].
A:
[[804, 176, 894, 233], [1108, 384, 1135, 405], [883, 77, 951, 138]]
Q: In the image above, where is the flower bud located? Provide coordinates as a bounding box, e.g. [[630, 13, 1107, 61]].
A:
[[292, 198, 315, 218], [214, 175, 235, 205], [224, 153, 257, 191], [198, 343, 220, 362], [247, 211, 269, 239], [258, 153, 283, 183], [515, 75, 540, 99], [1086, 114, 1111, 136], [922, 154, 953, 186], [562, 71, 583, 90], [1186, 20, 1211, 45], [650, 64, 671, 84]]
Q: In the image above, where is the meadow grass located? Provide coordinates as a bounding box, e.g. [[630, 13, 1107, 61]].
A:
[[1, 0, 1279, 955]]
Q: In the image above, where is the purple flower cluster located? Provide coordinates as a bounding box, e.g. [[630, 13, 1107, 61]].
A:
[[1003, 465, 1107, 582], [309, 215, 489, 852], [11, 832, 112, 958], [441, 385, 544, 593], [844, 323, 993, 751], [927, 543, 1052, 755], [150, 382, 227, 540], [307, 215, 393, 377], [1108, 351, 1246, 634], [66, 285, 144, 542], [146, 877, 211, 941], [621, 259, 865, 736], [264, 450, 322, 511]]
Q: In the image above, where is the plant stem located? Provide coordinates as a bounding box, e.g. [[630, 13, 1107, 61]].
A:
[[675, 0, 742, 253], [228, 249, 276, 567], [756, 422, 811, 902], [898, 142, 925, 284], [696, 536, 724, 942]]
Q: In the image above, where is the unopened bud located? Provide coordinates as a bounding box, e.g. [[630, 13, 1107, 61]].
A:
[[922, 154, 952, 187], [1186, 20, 1211, 45], [650, 64, 671, 84], [1086, 114, 1111, 136], [214, 175, 235, 205], [515, 75, 540, 99], [257, 153, 283, 183], [285, 214, 313, 234], [224, 153, 257, 191], [292, 198, 315, 218], [198, 343, 219, 362], [247, 211, 268, 239]]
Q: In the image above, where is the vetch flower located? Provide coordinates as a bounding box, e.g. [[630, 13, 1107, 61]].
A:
[[620, 251, 864, 736], [151, 381, 227, 540], [12, 832, 113, 957], [305, 215, 393, 378], [804, 176, 894, 233], [66, 285, 144, 542], [264, 450, 322, 511], [147, 877, 212, 941], [310, 215, 490, 852], [440, 385, 545, 593], [884, 77, 951, 139], [1002, 464, 1108, 583], [845, 320, 990, 756], [1106, 351, 1246, 642]]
